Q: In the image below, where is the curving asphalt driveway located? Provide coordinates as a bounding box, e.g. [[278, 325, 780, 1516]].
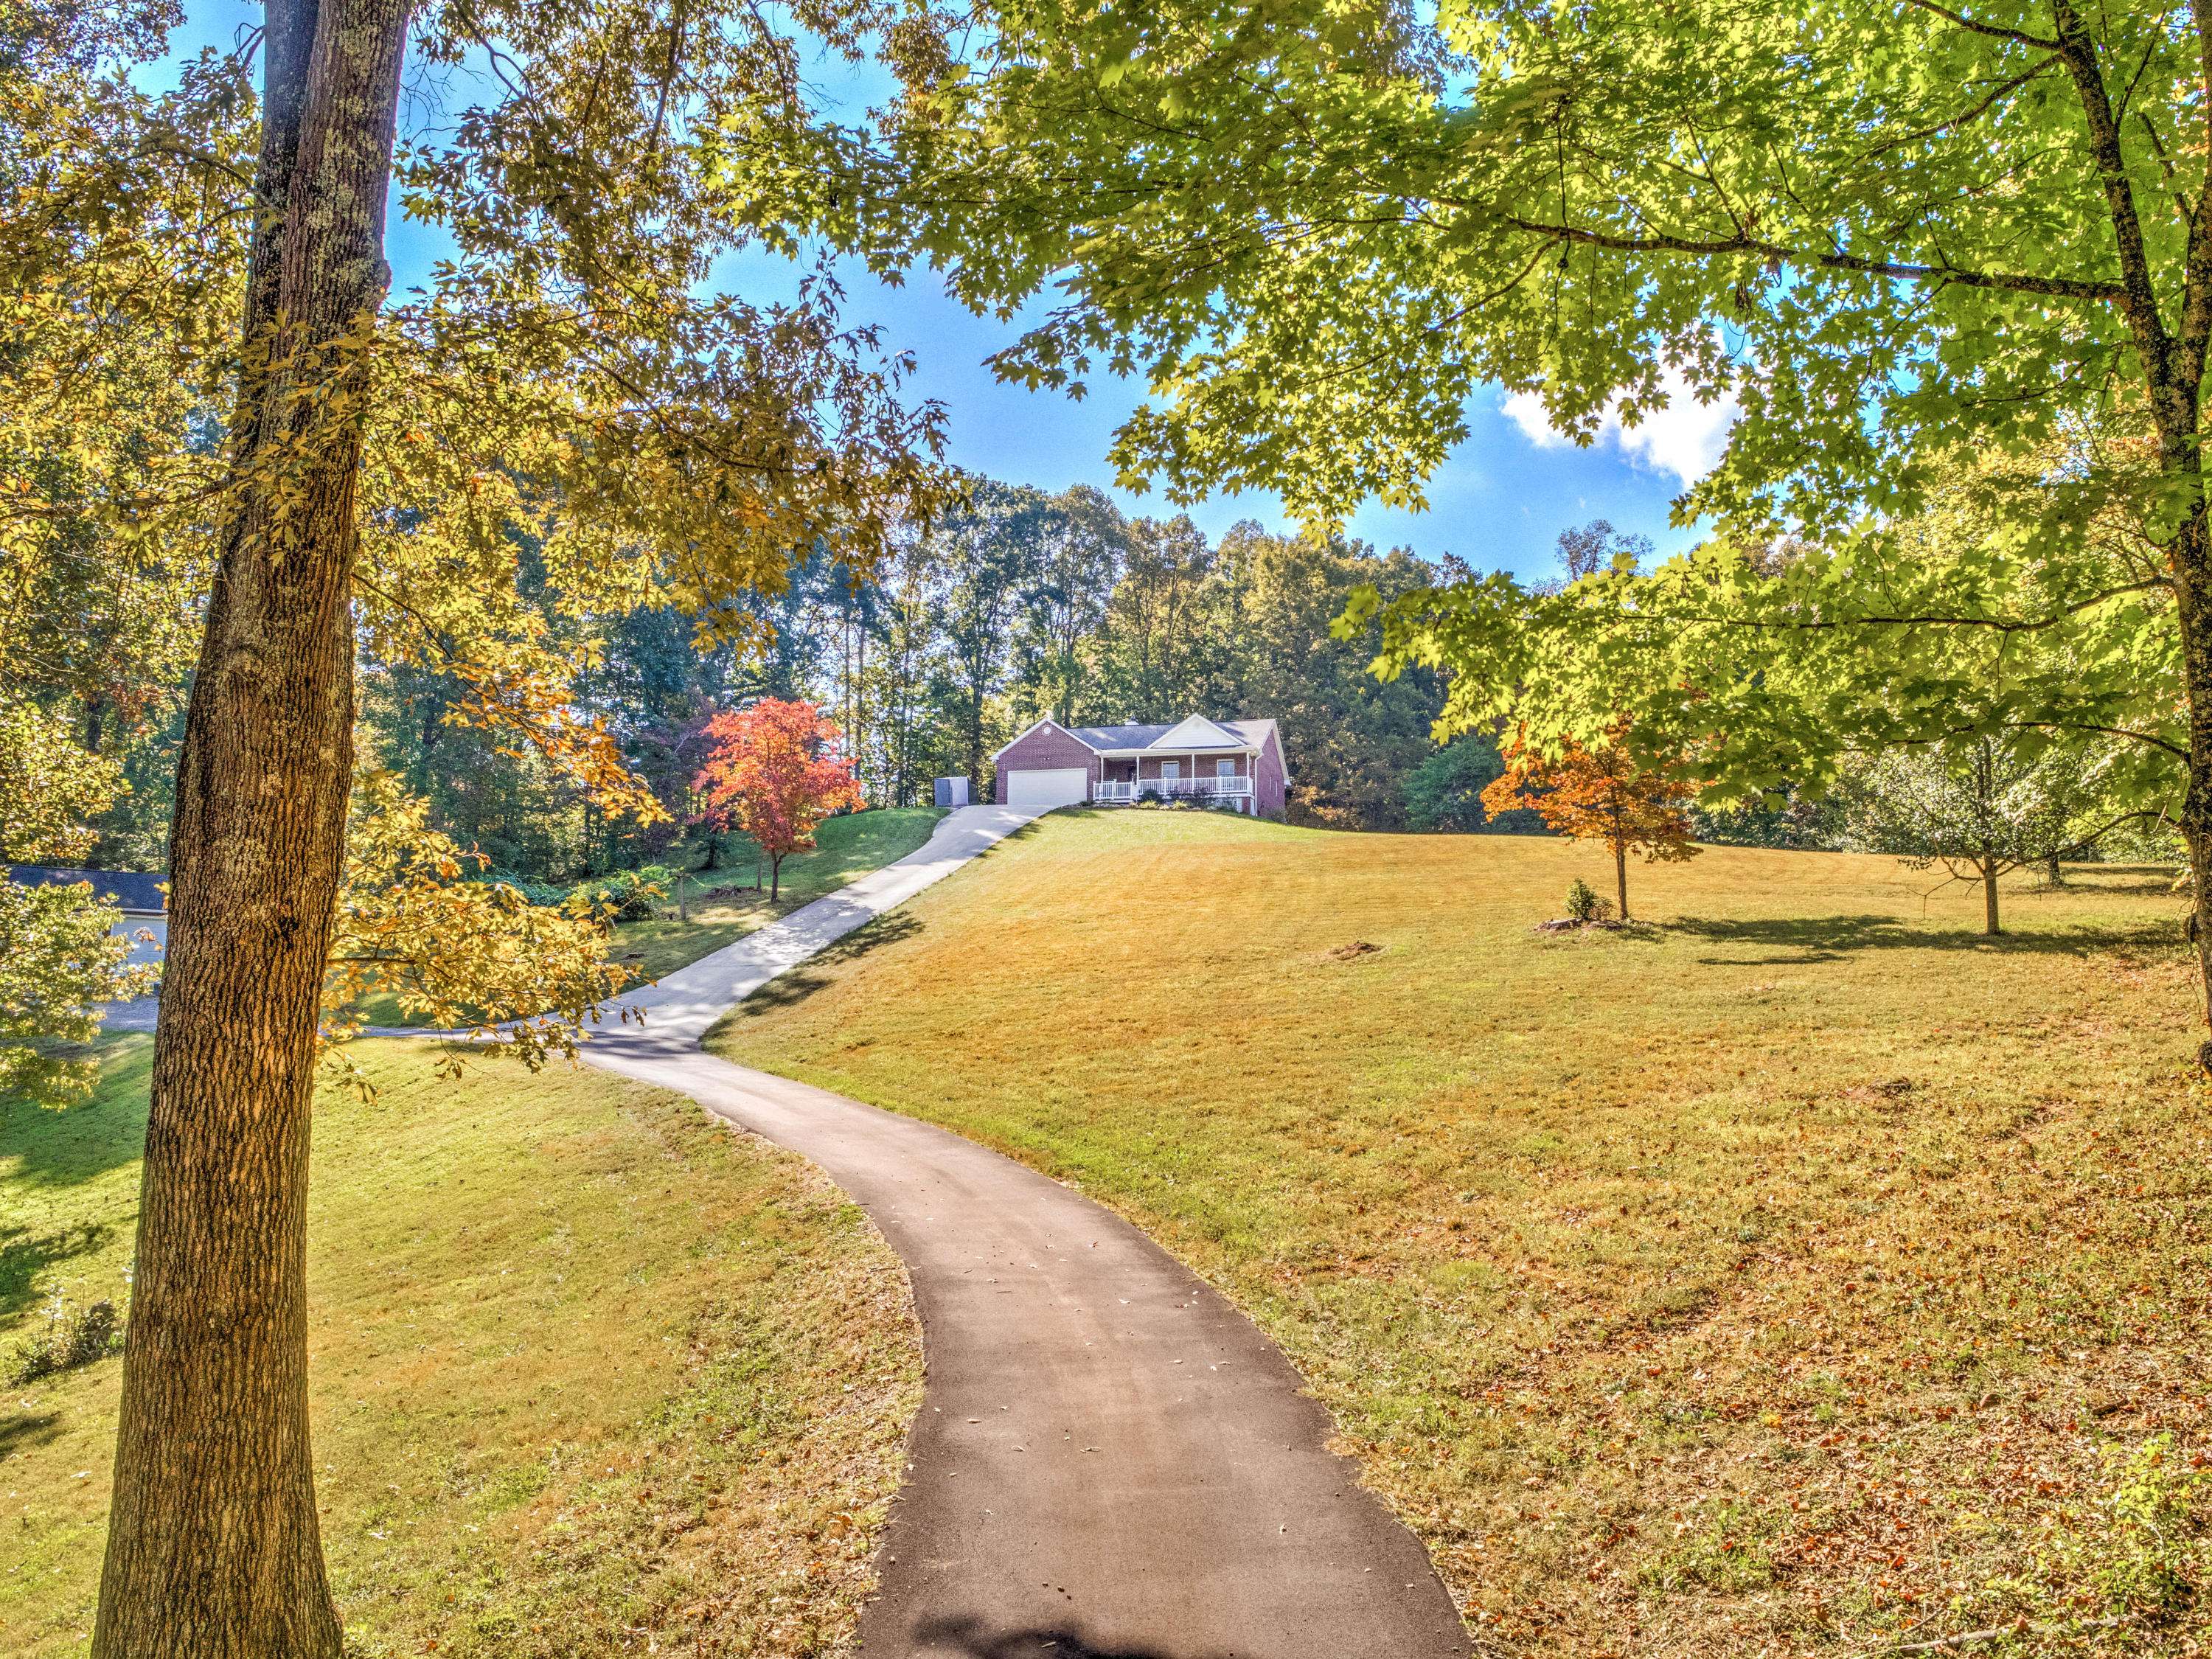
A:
[[579, 806, 1472, 1658]]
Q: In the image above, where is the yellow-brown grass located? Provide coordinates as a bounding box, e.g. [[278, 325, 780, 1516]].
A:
[[1, 1038, 920, 1657], [709, 810, 2212, 1658]]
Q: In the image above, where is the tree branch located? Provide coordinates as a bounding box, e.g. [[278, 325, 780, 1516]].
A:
[[2050, 0, 2176, 378], [2177, 0, 2212, 387], [1855, 56, 2062, 166], [2004, 719, 2190, 758], [1903, 0, 2060, 51], [1582, 577, 2173, 636], [1463, 212, 2129, 305]]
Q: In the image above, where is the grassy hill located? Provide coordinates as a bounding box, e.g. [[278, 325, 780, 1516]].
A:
[[612, 806, 947, 984], [1, 1039, 919, 1658], [708, 808, 2212, 1657], [356, 806, 945, 1029]]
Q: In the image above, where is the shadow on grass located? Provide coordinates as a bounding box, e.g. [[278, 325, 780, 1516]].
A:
[[0, 1222, 111, 1321], [731, 911, 925, 1018], [967, 813, 1060, 857], [0, 1411, 63, 1461], [1669, 912, 2181, 966], [2045, 864, 2187, 897], [1531, 918, 1670, 946], [0, 1065, 150, 1192]]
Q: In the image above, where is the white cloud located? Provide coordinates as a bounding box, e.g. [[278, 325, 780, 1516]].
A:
[[1501, 389, 1572, 450], [1501, 367, 1740, 490]]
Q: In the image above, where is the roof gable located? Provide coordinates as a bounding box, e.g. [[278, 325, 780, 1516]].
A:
[[990, 716, 1079, 760], [1019, 715, 1276, 753], [1147, 715, 1246, 750]]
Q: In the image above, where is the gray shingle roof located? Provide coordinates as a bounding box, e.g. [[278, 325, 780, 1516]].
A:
[[8, 865, 168, 912], [1066, 718, 1279, 752], [1068, 723, 1175, 749], [1219, 718, 1281, 751]]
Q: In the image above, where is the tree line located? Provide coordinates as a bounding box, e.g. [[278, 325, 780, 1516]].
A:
[[45, 473, 1496, 890], [173, 482, 1504, 888], [762, 479, 1466, 832]]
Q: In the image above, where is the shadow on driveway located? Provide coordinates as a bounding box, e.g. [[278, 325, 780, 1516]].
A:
[[728, 910, 925, 1018], [915, 1615, 1217, 1659]]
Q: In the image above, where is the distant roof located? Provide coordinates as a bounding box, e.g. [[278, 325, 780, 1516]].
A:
[[1068, 723, 1175, 748], [1065, 718, 1280, 752], [8, 865, 167, 912]]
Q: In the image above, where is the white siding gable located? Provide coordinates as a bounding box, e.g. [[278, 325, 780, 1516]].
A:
[[1149, 715, 1245, 750]]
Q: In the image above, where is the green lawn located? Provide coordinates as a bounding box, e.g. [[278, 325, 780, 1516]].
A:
[[355, 806, 945, 1027], [708, 809, 2212, 1657], [611, 806, 946, 985], [1, 1038, 919, 1658]]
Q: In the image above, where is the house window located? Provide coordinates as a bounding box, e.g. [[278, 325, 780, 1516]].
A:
[[1161, 760, 1180, 780], [1216, 758, 1236, 778]]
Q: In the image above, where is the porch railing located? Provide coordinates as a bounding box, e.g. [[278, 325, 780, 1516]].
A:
[[1093, 776, 1253, 803]]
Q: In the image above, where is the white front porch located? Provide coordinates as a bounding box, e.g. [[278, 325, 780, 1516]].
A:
[[1093, 775, 1254, 806]]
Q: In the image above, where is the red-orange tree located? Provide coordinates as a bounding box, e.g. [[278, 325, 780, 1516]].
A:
[[693, 699, 861, 901], [1481, 731, 1699, 921]]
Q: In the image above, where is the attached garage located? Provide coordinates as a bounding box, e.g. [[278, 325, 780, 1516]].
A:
[[1004, 767, 1091, 809]]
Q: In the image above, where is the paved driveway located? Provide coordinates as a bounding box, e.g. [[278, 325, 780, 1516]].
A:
[[582, 804, 1472, 1659]]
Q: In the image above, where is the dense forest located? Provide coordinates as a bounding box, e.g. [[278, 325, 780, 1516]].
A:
[[40, 473, 2174, 897], [49, 475, 1513, 886]]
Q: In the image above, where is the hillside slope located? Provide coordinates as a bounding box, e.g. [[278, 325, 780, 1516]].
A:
[[1, 1040, 919, 1658], [709, 809, 2212, 1657]]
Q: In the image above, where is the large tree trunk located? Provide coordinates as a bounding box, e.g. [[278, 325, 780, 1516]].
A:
[[1982, 861, 2001, 936], [94, 0, 408, 1652], [2175, 509, 2212, 1065], [2045, 3, 2212, 1057], [1614, 844, 1630, 921]]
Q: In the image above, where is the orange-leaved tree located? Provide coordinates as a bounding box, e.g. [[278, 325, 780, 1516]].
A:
[[693, 699, 861, 901], [1481, 728, 1700, 921]]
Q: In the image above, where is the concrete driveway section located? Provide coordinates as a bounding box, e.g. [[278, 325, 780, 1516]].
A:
[[601, 804, 1040, 1052], [353, 804, 1040, 1047], [557, 799, 1467, 1657], [585, 1050, 1472, 1659]]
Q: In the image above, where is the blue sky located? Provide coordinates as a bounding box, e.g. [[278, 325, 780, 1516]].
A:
[[163, 4, 1728, 584], [700, 243, 1730, 582]]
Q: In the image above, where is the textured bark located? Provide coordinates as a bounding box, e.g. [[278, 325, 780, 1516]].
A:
[[93, 0, 409, 1651], [2171, 510, 2212, 1062], [1614, 844, 1629, 922], [2050, 0, 2212, 1051], [1982, 862, 2001, 936], [2149, 420, 2212, 1064]]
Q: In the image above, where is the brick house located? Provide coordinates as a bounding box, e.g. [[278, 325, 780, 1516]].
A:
[[992, 715, 1289, 818]]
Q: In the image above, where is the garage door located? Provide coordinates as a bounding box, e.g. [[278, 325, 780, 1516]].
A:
[[1006, 767, 1090, 808]]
